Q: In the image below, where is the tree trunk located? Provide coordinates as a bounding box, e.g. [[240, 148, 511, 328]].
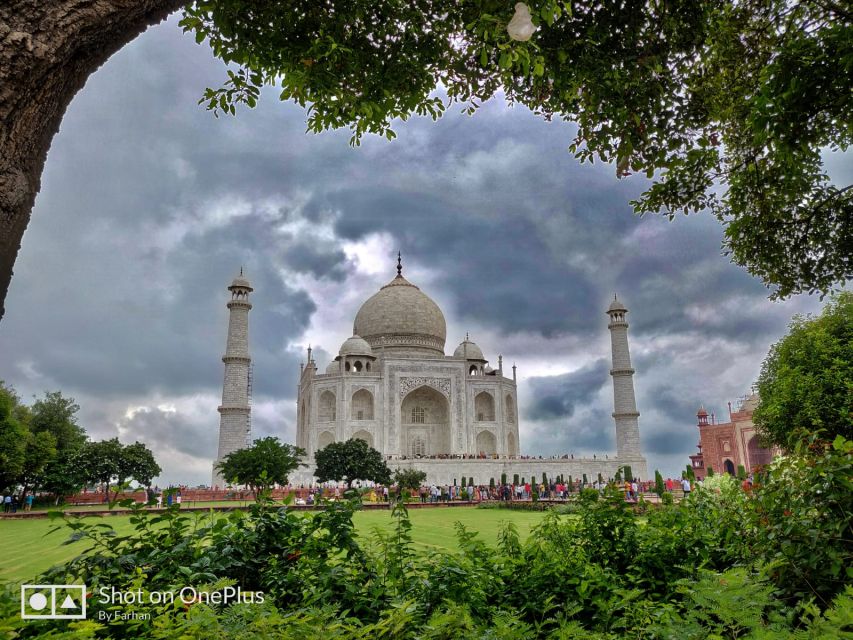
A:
[[0, 0, 186, 321]]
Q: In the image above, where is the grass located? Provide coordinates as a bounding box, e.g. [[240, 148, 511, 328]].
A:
[[0, 506, 547, 583]]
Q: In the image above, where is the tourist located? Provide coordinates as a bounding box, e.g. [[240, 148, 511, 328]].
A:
[[24, 493, 34, 511], [631, 480, 639, 500], [3, 494, 11, 513], [681, 477, 691, 496]]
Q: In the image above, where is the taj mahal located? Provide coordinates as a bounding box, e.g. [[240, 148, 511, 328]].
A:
[[213, 255, 648, 486]]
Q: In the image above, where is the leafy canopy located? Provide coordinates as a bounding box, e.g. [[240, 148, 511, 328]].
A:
[[394, 468, 427, 493], [216, 436, 305, 497], [315, 437, 391, 488], [181, 0, 852, 299], [78, 438, 161, 505], [753, 291, 853, 449], [29, 391, 88, 498]]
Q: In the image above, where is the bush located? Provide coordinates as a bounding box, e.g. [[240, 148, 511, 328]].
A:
[[748, 435, 853, 605], [4, 440, 852, 638]]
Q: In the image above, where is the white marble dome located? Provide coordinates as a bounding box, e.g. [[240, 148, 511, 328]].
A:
[[339, 335, 373, 357], [608, 295, 627, 312], [453, 339, 485, 361], [229, 273, 252, 290], [325, 360, 341, 374], [353, 274, 446, 354]]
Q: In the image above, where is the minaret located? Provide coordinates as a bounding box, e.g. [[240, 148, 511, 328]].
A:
[[212, 270, 253, 486], [606, 295, 646, 475]]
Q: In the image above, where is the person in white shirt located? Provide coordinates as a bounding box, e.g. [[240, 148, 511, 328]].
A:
[[681, 478, 691, 495]]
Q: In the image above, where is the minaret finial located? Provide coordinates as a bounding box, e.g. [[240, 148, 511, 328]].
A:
[[466, 331, 469, 341], [240, 265, 244, 276], [396, 251, 402, 277]]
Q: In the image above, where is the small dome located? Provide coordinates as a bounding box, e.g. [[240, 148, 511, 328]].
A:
[[229, 271, 252, 290], [697, 405, 708, 417], [325, 360, 341, 375], [608, 295, 627, 312], [339, 335, 373, 357], [453, 339, 485, 361]]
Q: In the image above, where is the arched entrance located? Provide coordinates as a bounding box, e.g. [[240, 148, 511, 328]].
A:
[[401, 385, 450, 457], [475, 391, 495, 421], [507, 432, 517, 456], [747, 435, 773, 468], [351, 429, 374, 448], [351, 389, 374, 420], [318, 390, 336, 422], [476, 430, 497, 455], [317, 430, 335, 451], [723, 459, 736, 475]]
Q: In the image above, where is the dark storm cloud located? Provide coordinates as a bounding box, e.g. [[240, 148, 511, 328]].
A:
[[525, 359, 610, 421], [647, 383, 702, 425], [121, 407, 216, 460], [331, 188, 601, 336], [279, 237, 350, 282], [644, 429, 699, 456], [0, 14, 829, 482]]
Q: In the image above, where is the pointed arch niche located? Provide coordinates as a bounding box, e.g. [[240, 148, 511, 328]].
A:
[[401, 385, 450, 457], [474, 391, 495, 421], [351, 389, 374, 420]]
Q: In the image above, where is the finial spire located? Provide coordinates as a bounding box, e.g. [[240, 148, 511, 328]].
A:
[[396, 251, 402, 277], [466, 331, 469, 341], [240, 265, 243, 276]]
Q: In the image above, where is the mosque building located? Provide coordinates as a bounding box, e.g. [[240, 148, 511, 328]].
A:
[[688, 394, 780, 481], [214, 255, 649, 486]]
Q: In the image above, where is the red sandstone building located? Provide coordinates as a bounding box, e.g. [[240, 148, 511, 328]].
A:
[[688, 394, 779, 481]]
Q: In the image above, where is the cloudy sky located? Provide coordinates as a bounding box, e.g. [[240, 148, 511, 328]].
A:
[[0, 16, 844, 485]]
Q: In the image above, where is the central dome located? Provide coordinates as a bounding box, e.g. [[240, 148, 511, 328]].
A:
[[354, 273, 446, 356]]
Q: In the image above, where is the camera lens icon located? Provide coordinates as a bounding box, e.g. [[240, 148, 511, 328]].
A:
[[21, 585, 87, 620], [28, 592, 48, 611]]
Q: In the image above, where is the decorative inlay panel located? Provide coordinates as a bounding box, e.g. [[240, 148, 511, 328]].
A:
[[399, 376, 451, 398]]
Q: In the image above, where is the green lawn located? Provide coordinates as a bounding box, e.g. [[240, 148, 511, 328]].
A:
[[0, 507, 546, 583]]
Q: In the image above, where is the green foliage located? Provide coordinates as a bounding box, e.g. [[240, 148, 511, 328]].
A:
[[513, 474, 519, 485], [500, 472, 507, 485], [737, 464, 747, 480], [622, 466, 632, 483], [5, 438, 852, 638], [393, 468, 426, 493], [653, 470, 665, 497], [0, 387, 89, 498], [180, 0, 853, 298], [707, 466, 714, 477], [29, 391, 86, 453], [489, 477, 495, 488], [747, 435, 853, 605], [754, 292, 853, 450], [0, 383, 28, 492], [78, 438, 161, 505], [685, 464, 696, 482], [217, 436, 305, 498], [315, 438, 391, 488], [461, 476, 466, 488]]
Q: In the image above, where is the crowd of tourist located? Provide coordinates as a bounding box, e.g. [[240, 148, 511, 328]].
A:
[[0, 493, 34, 513]]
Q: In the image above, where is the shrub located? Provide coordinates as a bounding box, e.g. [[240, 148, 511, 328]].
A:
[[748, 435, 853, 605]]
